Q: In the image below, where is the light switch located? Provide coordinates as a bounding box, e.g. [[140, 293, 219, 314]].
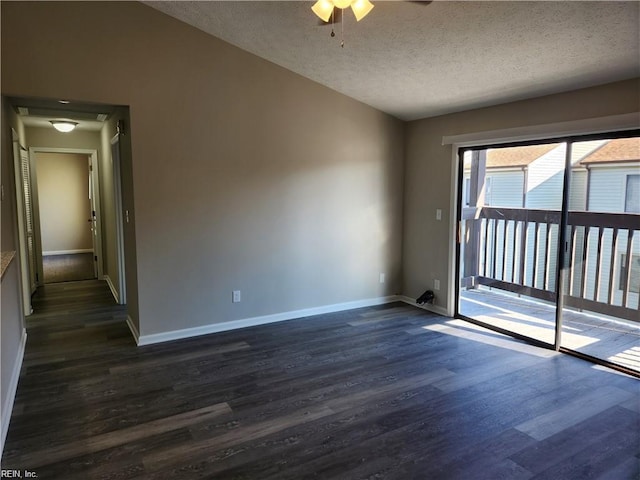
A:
[[436, 209, 442, 221]]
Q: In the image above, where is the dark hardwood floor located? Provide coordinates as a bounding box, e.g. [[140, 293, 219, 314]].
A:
[[2, 280, 639, 479]]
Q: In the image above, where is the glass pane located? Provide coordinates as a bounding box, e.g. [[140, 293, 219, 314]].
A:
[[458, 143, 566, 346], [561, 136, 640, 373]]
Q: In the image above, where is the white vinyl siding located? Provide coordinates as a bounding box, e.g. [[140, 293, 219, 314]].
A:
[[485, 171, 524, 208], [588, 166, 639, 213], [525, 145, 566, 210], [569, 170, 587, 211]]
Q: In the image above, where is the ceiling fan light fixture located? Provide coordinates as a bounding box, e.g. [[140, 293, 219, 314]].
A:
[[312, 0, 374, 23], [351, 0, 374, 21], [312, 0, 334, 22], [333, 0, 352, 9], [50, 120, 78, 133]]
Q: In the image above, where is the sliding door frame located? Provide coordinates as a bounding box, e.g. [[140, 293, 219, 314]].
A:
[[454, 128, 640, 377]]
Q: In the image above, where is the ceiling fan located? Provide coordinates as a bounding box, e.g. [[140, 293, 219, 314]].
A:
[[313, 0, 373, 24], [313, 1, 432, 46], [314, 0, 432, 26]]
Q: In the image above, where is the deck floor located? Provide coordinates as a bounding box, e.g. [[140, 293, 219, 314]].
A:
[[460, 288, 640, 372]]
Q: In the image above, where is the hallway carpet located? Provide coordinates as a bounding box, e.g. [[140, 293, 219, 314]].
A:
[[42, 253, 95, 283]]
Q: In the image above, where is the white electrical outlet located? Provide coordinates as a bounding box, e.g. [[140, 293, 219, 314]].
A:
[[434, 279, 440, 291], [379, 273, 385, 284], [232, 290, 241, 303], [436, 209, 442, 221]]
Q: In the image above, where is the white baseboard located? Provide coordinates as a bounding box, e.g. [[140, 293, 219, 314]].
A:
[[126, 315, 141, 345], [43, 249, 93, 256], [137, 295, 400, 346], [1, 329, 27, 460], [104, 275, 120, 304], [398, 295, 450, 317]]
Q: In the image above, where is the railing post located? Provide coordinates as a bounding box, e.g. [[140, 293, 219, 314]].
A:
[[463, 150, 486, 289]]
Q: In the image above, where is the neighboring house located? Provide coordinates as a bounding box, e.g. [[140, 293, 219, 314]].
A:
[[462, 137, 640, 311], [581, 137, 640, 214], [462, 140, 615, 210]]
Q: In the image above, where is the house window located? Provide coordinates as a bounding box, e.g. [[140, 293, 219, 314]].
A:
[[625, 174, 640, 213], [619, 253, 640, 294]]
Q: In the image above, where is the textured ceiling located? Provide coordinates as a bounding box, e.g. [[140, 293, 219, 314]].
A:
[[145, 1, 640, 121]]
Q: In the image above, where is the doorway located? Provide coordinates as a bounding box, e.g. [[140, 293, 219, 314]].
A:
[[35, 152, 97, 283], [8, 96, 134, 313], [456, 131, 640, 374], [31, 149, 103, 284]]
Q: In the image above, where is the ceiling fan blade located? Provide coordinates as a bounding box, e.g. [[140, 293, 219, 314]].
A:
[[317, 7, 342, 26]]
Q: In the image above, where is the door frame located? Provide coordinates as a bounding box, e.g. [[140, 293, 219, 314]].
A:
[[28, 147, 103, 283], [110, 133, 126, 305]]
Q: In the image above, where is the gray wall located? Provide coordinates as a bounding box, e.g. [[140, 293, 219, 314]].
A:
[[1, 2, 404, 336], [403, 79, 640, 311]]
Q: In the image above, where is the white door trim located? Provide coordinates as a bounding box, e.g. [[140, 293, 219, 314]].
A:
[[110, 133, 126, 305]]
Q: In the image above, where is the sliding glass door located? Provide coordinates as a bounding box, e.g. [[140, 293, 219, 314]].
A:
[[457, 142, 566, 346], [456, 132, 640, 374], [560, 137, 640, 372]]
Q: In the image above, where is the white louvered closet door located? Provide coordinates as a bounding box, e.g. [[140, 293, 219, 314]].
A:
[[20, 148, 37, 293]]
